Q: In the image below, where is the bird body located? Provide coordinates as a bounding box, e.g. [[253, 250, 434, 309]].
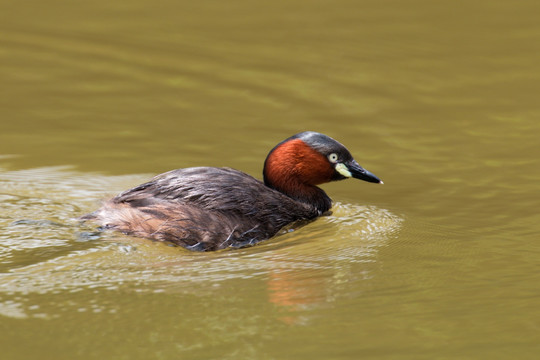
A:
[[82, 132, 382, 251]]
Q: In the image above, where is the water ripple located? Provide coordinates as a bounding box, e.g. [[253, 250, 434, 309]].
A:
[[0, 167, 401, 301]]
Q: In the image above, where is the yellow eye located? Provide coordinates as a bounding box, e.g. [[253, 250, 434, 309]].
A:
[[328, 153, 339, 163]]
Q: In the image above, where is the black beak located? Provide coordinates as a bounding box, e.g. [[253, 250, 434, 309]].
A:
[[347, 160, 383, 184]]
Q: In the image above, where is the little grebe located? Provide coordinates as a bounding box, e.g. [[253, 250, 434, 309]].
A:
[[82, 131, 382, 251]]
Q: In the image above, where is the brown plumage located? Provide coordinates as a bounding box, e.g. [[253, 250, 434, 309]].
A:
[[81, 131, 382, 251]]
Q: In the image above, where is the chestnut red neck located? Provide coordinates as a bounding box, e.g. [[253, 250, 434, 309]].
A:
[[263, 138, 333, 213]]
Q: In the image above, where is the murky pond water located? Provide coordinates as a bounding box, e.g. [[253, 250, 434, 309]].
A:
[[1, 0, 540, 359]]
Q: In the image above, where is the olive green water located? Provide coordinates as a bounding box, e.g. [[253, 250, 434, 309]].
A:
[[1, 0, 540, 359]]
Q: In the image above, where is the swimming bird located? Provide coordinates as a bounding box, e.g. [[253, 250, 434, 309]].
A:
[[81, 131, 382, 251]]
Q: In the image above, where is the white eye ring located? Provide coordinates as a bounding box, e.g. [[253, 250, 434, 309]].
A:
[[328, 153, 339, 163]]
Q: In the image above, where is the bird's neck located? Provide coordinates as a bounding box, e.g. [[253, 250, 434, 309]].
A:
[[265, 177, 332, 214]]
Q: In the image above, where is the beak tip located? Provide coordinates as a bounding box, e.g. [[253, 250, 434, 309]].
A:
[[347, 161, 383, 184]]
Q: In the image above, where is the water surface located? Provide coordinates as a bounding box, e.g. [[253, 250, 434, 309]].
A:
[[1, 0, 539, 359]]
